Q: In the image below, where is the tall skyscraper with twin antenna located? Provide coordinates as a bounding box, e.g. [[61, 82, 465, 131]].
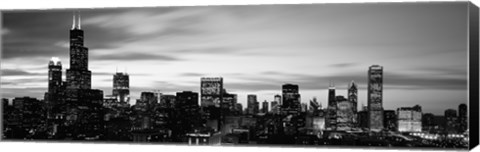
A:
[[66, 13, 92, 89]]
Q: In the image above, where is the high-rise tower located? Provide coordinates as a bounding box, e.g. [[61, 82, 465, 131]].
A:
[[281, 84, 301, 114], [47, 57, 63, 97], [113, 72, 130, 103], [200, 77, 223, 107], [326, 81, 337, 130], [66, 13, 91, 89], [368, 65, 384, 130], [348, 81, 358, 113]]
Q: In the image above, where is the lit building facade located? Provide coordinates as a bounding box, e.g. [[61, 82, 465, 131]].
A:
[[200, 77, 223, 107], [397, 105, 422, 132], [112, 72, 130, 103], [368, 65, 384, 130], [336, 96, 354, 131]]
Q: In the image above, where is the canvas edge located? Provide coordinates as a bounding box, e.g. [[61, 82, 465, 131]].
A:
[[468, 1, 479, 150]]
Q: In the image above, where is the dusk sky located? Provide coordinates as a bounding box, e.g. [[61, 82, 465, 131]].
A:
[[1, 2, 469, 115]]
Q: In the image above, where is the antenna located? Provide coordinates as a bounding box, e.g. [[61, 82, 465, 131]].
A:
[[72, 12, 76, 29], [78, 11, 81, 29]]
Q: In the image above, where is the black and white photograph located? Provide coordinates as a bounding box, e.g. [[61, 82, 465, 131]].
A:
[[1, 1, 478, 151]]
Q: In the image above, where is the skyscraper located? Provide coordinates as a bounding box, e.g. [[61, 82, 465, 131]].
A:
[[326, 82, 337, 130], [444, 109, 458, 133], [262, 100, 269, 113], [247, 94, 257, 115], [368, 65, 384, 130], [348, 81, 358, 113], [397, 105, 422, 132], [45, 57, 63, 106], [271, 101, 279, 115], [274, 94, 282, 106], [61, 14, 104, 139], [175, 91, 201, 137], [66, 13, 92, 89], [383, 110, 397, 131], [458, 104, 467, 132], [200, 77, 223, 107], [281, 84, 301, 114], [336, 95, 354, 131], [113, 72, 130, 103]]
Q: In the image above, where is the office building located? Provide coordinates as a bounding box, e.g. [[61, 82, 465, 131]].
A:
[[397, 105, 422, 132], [368, 65, 384, 130], [200, 77, 223, 107], [113, 72, 130, 103]]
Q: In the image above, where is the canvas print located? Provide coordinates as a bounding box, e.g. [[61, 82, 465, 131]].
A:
[[0, 2, 477, 150]]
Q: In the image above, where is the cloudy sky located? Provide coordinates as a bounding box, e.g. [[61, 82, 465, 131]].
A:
[[1, 2, 470, 115]]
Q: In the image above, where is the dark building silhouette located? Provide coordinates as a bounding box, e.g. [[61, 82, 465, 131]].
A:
[[66, 14, 91, 90], [444, 109, 458, 133], [326, 82, 336, 130], [200, 77, 223, 107], [113, 72, 130, 103], [458, 104, 467, 132], [262, 100, 269, 113], [222, 92, 237, 115], [422, 113, 435, 132], [44, 57, 65, 119], [383, 110, 397, 131], [368, 65, 384, 130], [12, 97, 44, 129], [358, 109, 369, 129], [247, 94, 258, 115], [309, 97, 320, 115], [281, 84, 301, 115], [134, 92, 157, 113], [141, 92, 157, 106], [2, 98, 8, 109], [160, 94, 176, 108], [174, 91, 201, 138], [46, 57, 63, 100], [54, 14, 105, 139]]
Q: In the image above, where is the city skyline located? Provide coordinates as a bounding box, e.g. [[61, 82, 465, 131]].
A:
[[1, 3, 469, 115]]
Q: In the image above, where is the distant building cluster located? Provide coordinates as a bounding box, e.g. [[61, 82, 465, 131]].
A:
[[1, 14, 469, 149]]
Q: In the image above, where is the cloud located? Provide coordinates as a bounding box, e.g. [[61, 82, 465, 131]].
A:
[[0, 87, 47, 99], [329, 63, 356, 68], [91, 52, 179, 61], [1, 69, 44, 76], [179, 72, 204, 77], [2, 47, 67, 60]]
